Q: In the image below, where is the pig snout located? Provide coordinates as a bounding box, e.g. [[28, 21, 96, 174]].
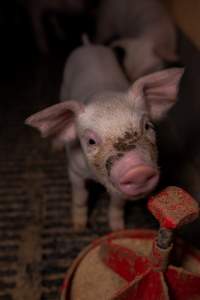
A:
[[110, 151, 159, 197]]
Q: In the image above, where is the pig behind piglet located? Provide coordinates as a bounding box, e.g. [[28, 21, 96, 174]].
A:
[[96, 0, 178, 82]]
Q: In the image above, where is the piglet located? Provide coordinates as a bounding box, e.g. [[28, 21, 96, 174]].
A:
[[96, 0, 178, 82], [21, 0, 88, 52], [25, 43, 183, 231]]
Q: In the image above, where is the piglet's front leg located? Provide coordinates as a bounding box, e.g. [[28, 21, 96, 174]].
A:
[[69, 169, 88, 232], [109, 195, 125, 231]]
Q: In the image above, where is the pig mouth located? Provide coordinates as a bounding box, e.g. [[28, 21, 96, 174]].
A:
[[110, 164, 159, 198]]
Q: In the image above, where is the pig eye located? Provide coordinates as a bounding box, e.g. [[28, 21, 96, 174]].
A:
[[84, 129, 101, 148], [88, 138, 96, 146]]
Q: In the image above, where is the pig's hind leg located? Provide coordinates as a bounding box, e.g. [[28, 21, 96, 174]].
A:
[[69, 170, 88, 231]]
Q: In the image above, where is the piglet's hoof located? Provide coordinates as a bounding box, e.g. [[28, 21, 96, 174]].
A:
[[73, 223, 87, 233], [73, 219, 87, 233]]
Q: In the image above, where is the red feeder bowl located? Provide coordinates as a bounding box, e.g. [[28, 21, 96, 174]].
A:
[[61, 187, 200, 300]]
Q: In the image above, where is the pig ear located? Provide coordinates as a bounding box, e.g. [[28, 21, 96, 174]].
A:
[[153, 36, 179, 62], [25, 100, 84, 148], [129, 68, 184, 121], [154, 45, 179, 62]]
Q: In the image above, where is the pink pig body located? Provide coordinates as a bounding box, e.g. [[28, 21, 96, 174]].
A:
[[96, 0, 178, 82], [26, 44, 183, 230]]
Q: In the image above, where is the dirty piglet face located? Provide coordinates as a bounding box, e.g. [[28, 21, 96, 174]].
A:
[[78, 105, 159, 200]]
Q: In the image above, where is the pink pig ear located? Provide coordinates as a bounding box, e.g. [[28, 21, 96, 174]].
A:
[[130, 68, 184, 121], [154, 41, 179, 62], [25, 100, 84, 148]]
